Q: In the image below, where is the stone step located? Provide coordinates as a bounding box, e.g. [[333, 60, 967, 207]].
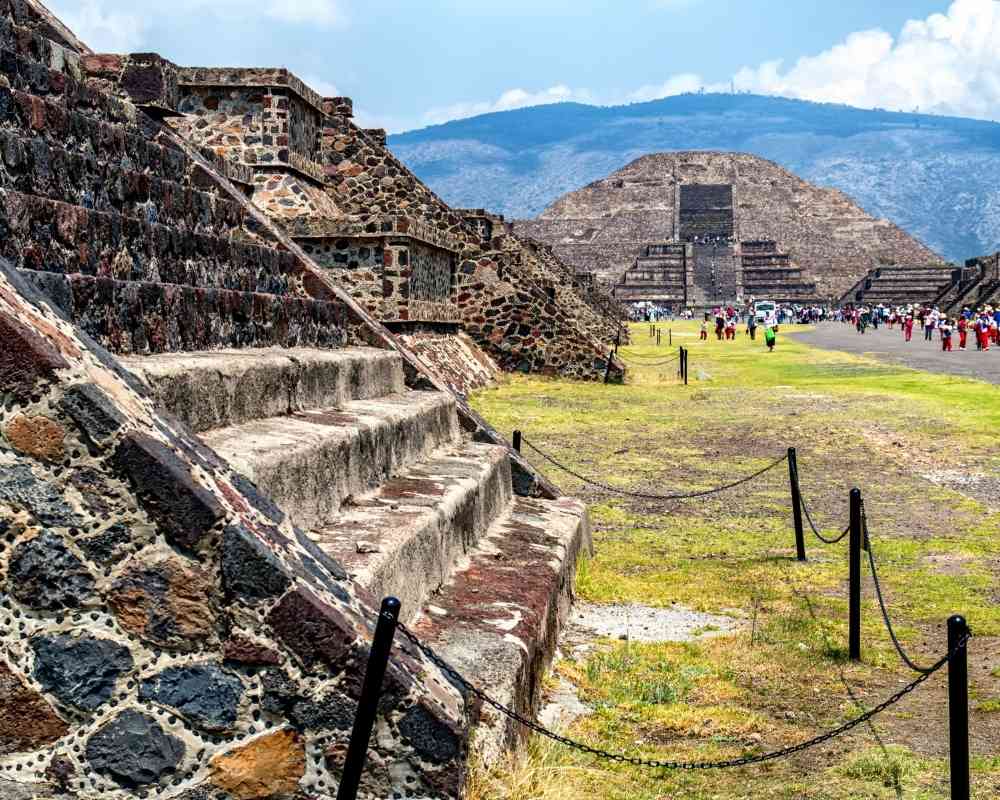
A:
[[311, 441, 513, 623], [203, 391, 461, 529], [18, 270, 348, 355], [411, 496, 591, 764], [122, 346, 405, 433], [0, 128, 247, 234], [4, 192, 299, 294]]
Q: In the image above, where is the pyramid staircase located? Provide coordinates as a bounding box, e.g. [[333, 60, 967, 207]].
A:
[[0, 1, 590, 776]]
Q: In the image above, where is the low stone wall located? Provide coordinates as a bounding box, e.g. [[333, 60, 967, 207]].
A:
[[398, 328, 500, 396]]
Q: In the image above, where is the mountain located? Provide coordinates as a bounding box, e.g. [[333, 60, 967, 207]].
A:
[[388, 93, 1000, 263]]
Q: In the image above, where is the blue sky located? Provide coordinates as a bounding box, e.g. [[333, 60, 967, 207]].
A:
[[50, 1, 1000, 131]]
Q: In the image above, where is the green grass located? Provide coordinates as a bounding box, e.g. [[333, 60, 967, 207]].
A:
[[468, 321, 1000, 800]]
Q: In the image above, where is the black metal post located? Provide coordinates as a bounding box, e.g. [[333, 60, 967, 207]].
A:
[[336, 597, 401, 800], [948, 614, 970, 800], [849, 488, 862, 661], [683, 348, 689, 385], [512, 430, 522, 454], [657, 329, 661, 346], [669, 328, 672, 346], [788, 447, 806, 561]]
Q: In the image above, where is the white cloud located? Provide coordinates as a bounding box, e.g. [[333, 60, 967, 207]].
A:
[[49, 0, 346, 52], [420, 85, 596, 127], [729, 0, 1000, 119], [55, 0, 146, 52], [627, 73, 705, 103], [301, 74, 340, 99]]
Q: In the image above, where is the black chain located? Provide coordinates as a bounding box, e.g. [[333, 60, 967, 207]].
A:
[[617, 350, 681, 362], [861, 502, 938, 674], [617, 354, 681, 368], [394, 620, 969, 772], [799, 491, 850, 544], [521, 437, 788, 501]]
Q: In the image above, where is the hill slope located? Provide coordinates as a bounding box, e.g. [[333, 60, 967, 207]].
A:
[[389, 93, 1000, 262]]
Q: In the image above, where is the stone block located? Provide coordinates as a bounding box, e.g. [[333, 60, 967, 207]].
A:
[[86, 710, 184, 789], [0, 460, 81, 528], [31, 633, 132, 711], [4, 414, 65, 461], [7, 531, 96, 611], [209, 729, 305, 800], [265, 587, 358, 671], [139, 664, 244, 733], [108, 551, 218, 651], [0, 309, 68, 401], [111, 432, 225, 551], [221, 522, 291, 601], [0, 658, 68, 755], [58, 383, 125, 448]]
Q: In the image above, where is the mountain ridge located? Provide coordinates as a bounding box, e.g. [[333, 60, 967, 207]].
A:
[[389, 93, 1000, 262]]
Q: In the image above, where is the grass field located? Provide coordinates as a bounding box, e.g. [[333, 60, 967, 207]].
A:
[[467, 321, 1000, 800]]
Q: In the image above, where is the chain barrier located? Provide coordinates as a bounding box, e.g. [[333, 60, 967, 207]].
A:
[[617, 349, 681, 361], [521, 436, 787, 501], [799, 491, 850, 544], [617, 353, 681, 368], [861, 502, 940, 674], [395, 619, 969, 772]]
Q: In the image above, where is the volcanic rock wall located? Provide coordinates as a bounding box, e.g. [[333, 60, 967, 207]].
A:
[[517, 151, 948, 300], [0, 261, 470, 799]]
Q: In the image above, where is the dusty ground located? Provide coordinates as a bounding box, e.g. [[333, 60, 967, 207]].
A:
[[468, 321, 1000, 800]]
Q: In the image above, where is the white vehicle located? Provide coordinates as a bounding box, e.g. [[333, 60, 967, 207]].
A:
[[754, 300, 776, 323]]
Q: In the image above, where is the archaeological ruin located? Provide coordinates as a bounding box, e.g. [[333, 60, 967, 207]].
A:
[[516, 152, 950, 309], [0, 1, 623, 798]]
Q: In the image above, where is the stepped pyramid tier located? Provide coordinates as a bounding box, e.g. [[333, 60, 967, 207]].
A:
[[167, 70, 624, 386], [515, 151, 948, 302], [0, 2, 595, 797]]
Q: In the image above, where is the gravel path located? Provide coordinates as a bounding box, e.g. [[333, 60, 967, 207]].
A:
[[793, 323, 1000, 384]]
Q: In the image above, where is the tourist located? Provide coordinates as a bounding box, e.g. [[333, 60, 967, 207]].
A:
[[904, 314, 914, 342], [940, 317, 953, 351], [700, 320, 708, 341], [764, 324, 777, 352], [924, 311, 936, 341], [747, 313, 758, 340], [725, 317, 736, 340], [958, 315, 969, 350]]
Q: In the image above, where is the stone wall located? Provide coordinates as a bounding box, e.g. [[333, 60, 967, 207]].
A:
[[0, 261, 471, 799]]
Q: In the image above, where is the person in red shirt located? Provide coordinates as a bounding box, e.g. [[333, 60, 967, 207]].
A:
[[958, 316, 968, 350]]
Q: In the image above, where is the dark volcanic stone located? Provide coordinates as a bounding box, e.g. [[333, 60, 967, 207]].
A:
[[221, 523, 291, 600], [398, 704, 461, 764], [0, 309, 68, 401], [78, 522, 132, 564], [59, 383, 125, 447], [31, 633, 132, 710], [293, 526, 348, 582], [260, 669, 353, 731], [86, 710, 184, 789], [265, 588, 358, 671], [0, 462, 81, 528], [139, 664, 244, 733], [7, 531, 96, 610], [111, 432, 225, 551]]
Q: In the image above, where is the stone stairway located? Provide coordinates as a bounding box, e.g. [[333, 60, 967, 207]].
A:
[[123, 345, 591, 760]]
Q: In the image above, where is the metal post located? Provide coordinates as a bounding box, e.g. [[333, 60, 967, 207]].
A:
[[669, 328, 672, 346], [656, 329, 661, 346], [336, 597, 401, 800], [683, 348, 689, 385], [948, 614, 970, 800], [849, 488, 862, 661], [788, 447, 806, 561], [512, 430, 522, 454]]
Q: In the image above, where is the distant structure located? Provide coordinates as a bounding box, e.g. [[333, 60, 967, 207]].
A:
[[516, 151, 948, 308]]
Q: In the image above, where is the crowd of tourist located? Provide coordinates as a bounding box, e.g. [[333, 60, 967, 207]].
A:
[[838, 303, 1000, 352]]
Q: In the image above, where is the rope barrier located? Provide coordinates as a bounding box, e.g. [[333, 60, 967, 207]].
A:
[[395, 618, 968, 772], [521, 436, 788, 501], [617, 354, 681, 368], [617, 349, 681, 361], [862, 502, 940, 674]]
